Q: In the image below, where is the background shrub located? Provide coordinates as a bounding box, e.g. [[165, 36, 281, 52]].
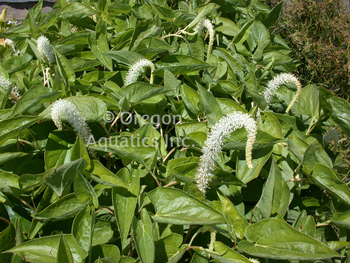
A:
[[266, 0, 350, 99]]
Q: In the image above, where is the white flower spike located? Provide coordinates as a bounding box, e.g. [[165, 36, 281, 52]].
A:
[[0, 76, 13, 91], [195, 112, 257, 195], [124, 59, 155, 86], [51, 99, 91, 144], [195, 18, 215, 57], [262, 73, 302, 113], [4, 39, 19, 56], [37, 36, 55, 64]]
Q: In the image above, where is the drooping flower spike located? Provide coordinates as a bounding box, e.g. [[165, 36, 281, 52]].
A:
[[51, 99, 91, 144], [124, 59, 155, 86], [194, 18, 215, 57], [262, 73, 302, 113], [37, 36, 55, 65], [195, 112, 257, 195]]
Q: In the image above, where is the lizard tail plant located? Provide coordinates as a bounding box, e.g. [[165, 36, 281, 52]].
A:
[[195, 112, 257, 195], [124, 59, 155, 86]]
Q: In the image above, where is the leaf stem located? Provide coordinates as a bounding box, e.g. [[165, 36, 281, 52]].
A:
[[306, 117, 316, 135], [144, 164, 161, 187], [0, 216, 10, 224]]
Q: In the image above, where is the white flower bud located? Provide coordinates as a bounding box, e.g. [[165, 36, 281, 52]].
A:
[[196, 112, 257, 194], [51, 99, 91, 144], [124, 59, 155, 86], [37, 36, 55, 64]]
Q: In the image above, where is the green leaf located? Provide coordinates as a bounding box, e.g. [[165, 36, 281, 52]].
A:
[[307, 163, 350, 206], [104, 50, 145, 65], [90, 244, 120, 263], [112, 168, 139, 249], [238, 219, 340, 260], [0, 116, 40, 146], [231, 20, 254, 45], [148, 187, 225, 225], [256, 158, 290, 218], [57, 233, 74, 263], [215, 17, 240, 37], [92, 220, 117, 246], [0, 169, 19, 194], [295, 84, 320, 119], [12, 87, 61, 116], [88, 32, 113, 71], [72, 205, 93, 252], [328, 96, 350, 138], [262, 1, 284, 28], [118, 83, 170, 105], [236, 147, 272, 184], [132, 209, 154, 263], [33, 193, 87, 221], [218, 193, 248, 240], [2, 54, 32, 74], [6, 234, 88, 263], [54, 48, 76, 87], [331, 210, 350, 229], [197, 84, 222, 127], [89, 136, 157, 165], [154, 233, 183, 263], [59, 2, 96, 20], [74, 172, 99, 207], [150, 3, 174, 19], [211, 241, 253, 263], [0, 224, 16, 263], [89, 160, 128, 189], [154, 55, 213, 75], [71, 134, 90, 170], [44, 158, 85, 197], [19, 170, 51, 192], [44, 131, 74, 170]]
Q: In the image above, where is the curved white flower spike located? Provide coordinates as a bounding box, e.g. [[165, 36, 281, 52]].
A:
[[249, 258, 260, 263], [195, 112, 257, 195], [51, 99, 91, 144], [195, 18, 215, 57], [124, 59, 155, 86], [37, 36, 55, 64], [262, 73, 302, 113]]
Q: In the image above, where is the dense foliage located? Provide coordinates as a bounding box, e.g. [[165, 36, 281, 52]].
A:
[[0, 0, 350, 262]]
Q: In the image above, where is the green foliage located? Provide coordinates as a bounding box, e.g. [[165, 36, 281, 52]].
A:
[[0, 0, 349, 262]]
